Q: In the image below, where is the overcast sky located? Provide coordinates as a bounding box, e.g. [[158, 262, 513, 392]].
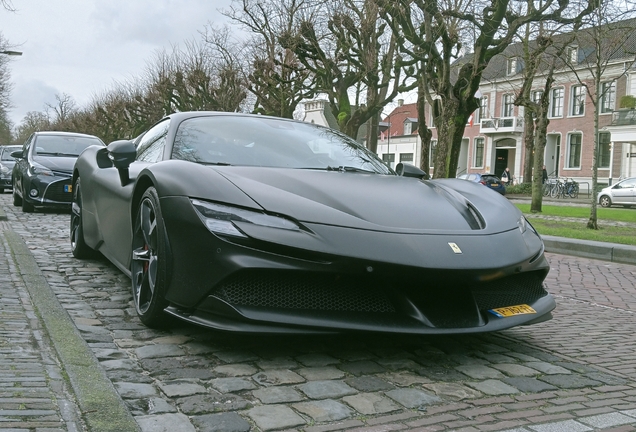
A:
[[1, 0, 232, 126]]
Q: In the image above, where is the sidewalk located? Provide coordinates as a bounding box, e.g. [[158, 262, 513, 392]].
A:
[[0, 206, 140, 432]]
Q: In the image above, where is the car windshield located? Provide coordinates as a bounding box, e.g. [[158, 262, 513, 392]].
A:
[[34, 135, 103, 157], [1, 146, 20, 160], [171, 116, 393, 174]]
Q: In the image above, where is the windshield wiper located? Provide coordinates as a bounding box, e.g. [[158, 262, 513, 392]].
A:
[[326, 165, 376, 174], [37, 152, 79, 157], [199, 162, 233, 166]]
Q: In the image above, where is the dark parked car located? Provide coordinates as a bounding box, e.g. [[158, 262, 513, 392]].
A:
[[71, 112, 554, 334], [0, 145, 21, 193], [597, 177, 636, 208], [12, 131, 105, 212], [458, 173, 507, 195]]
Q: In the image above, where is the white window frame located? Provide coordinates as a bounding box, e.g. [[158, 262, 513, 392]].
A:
[[502, 94, 515, 117], [600, 81, 616, 114], [472, 137, 485, 168], [566, 133, 582, 169], [507, 58, 517, 76], [567, 46, 578, 64], [570, 85, 585, 116], [549, 88, 564, 118]]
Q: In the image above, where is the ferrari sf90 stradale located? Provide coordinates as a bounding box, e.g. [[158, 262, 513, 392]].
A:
[[71, 112, 554, 334]]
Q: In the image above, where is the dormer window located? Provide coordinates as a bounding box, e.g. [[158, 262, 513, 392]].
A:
[[507, 58, 518, 76], [567, 46, 578, 64]]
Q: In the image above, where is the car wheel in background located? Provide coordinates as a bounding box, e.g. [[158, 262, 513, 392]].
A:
[[70, 177, 97, 259], [131, 187, 170, 328], [599, 195, 612, 208], [12, 181, 22, 206]]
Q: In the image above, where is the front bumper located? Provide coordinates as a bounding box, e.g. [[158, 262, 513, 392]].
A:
[[159, 196, 554, 334], [24, 175, 74, 209]]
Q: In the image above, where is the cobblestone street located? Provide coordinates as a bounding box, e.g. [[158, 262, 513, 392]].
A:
[[1, 192, 636, 432]]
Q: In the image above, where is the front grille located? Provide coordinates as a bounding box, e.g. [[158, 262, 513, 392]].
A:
[[43, 179, 73, 203], [214, 271, 396, 313], [472, 272, 548, 310]]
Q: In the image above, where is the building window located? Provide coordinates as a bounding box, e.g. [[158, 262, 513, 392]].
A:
[[429, 140, 437, 169], [570, 85, 585, 116], [598, 132, 611, 168], [502, 94, 515, 117], [476, 96, 488, 123], [400, 153, 413, 163], [567, 46, 578, 64], [507, 58, 517, 76], [473, 138, 484, 168], [382, 153, 395, 168], [567, 133, 582, 168], [550, 88, 564, 118], [601, 81, 616, 114], [404, 122, 412, 135]]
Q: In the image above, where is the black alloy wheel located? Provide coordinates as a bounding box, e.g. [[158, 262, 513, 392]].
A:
[[70, 177, 96, 259], [131, 187, 170, 328], [12, 179, 22, 206]]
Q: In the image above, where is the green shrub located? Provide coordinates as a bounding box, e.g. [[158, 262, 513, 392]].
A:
[[620, 95, 636, 109], [506, 182, 533, 194]]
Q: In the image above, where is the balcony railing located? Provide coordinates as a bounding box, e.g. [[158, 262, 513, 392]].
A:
[[480, 116, 524, 134], [611, 109, 636, 126]]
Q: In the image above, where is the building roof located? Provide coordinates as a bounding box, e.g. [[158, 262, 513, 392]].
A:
[[380, 102, 418, 137]]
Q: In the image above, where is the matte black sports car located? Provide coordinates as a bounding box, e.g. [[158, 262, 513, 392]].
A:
[[12, 131, 105, 212], [71, 112, 555, 334]]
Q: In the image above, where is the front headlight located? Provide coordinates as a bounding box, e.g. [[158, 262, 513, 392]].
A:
[[29, 163, 54, 176], [191, 199, 301, 238], [0, 163, 9, 175]]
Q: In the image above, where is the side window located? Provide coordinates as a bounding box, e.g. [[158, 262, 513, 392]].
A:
[[137, 120, 170, 163]]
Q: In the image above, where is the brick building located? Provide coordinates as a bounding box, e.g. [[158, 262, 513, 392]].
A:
[[375, 20, 636, 191]]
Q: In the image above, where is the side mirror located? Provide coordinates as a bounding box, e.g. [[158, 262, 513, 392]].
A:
[[10, 150, 23, 159], [107, 140, 136, 186], [396, 162, 429, 180]]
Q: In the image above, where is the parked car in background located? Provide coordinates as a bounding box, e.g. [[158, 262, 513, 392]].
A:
[[11, 131, 105, 212], [597, 177, 636, 208], [71, 111, 553, 335], [457, 173, 507, 195], [0, 145, 21, 193]]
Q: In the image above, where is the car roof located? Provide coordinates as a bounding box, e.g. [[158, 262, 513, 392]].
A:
[[33, 131, 102, 139]]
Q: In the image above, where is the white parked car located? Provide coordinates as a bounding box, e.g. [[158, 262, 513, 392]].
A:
[[597, 177, 636, 208]]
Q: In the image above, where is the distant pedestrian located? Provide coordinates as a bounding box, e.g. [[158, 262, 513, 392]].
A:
[[542, 165, 548, 184], [501, 167, 513, 186]]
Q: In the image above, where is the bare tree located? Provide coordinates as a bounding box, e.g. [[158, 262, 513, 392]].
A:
[[13, 111, 50, 143], [378, 0, 599, 178], [280, 0, 410, 142], [563, 10, 636, 229], [219, 0, 317, 118]]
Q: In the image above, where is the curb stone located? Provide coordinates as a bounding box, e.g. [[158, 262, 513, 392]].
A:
[[3, 227, 141, 432]]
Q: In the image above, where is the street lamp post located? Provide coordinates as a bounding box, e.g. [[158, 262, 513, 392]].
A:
[[0, 50, 22, 56]]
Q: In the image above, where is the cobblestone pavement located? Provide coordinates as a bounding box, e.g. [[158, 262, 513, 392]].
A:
[[2, 192, 636, 432]]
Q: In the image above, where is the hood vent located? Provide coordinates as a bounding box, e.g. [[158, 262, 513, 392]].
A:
[[466, 203, 485, 230]]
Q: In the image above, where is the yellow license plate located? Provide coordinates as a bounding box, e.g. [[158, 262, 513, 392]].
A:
[[489, 304, 536, 318], [64, 184, 73, 193], [491, 183, 498, 187]]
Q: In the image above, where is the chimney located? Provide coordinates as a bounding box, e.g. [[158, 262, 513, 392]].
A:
[[398, 99, 404, 106]]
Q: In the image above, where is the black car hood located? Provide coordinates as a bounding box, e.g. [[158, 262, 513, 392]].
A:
[[34, 155, 76, 173], [215, 167, 519, 234]]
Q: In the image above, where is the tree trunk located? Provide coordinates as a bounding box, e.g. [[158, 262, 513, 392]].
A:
[[523, 109, 535, 184]]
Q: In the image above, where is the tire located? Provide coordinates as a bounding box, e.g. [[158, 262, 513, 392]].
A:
[[131, 187, 170, 328], [12, 181, 22, 206], [550, 184, 560, 198], [599, 195, 612, 208], [70, 177, 97, 259], [0, 188, 4, 194], [570, 184, 579, 199], [21, 187, 34, 213]]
